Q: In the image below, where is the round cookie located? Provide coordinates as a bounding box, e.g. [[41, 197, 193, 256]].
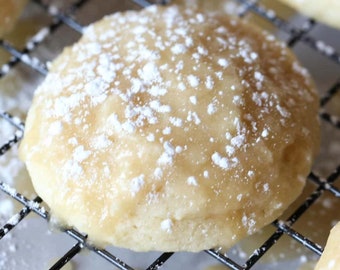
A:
[[276, 0, 340, 29], [315, 222, 340, 270], [0, 0, 27, 38], [19, 5, 320, 252]]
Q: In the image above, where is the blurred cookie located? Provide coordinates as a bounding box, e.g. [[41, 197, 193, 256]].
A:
[[315, 222, 340, 270], [0, 0, 27, 38], [277, 0, 340, 29]]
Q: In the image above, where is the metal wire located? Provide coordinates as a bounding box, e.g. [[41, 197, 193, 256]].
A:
[[0, 0, 339, 269]]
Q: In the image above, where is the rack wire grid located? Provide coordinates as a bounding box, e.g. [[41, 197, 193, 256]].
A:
[[0, 0, 339, 269]]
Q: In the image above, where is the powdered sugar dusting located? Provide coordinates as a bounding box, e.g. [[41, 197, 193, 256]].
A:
[[212, 152, 231, 170], [187, 176, 198, 186], [73, 146, 91, 163], [130, 175, 145, 196], [217, 58, 229, 68], [187, 75, 200, 88], [242, 213, 257, 235], [161, 218, 173, 233]]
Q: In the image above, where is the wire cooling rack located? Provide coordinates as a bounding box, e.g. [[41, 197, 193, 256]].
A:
[[0, 0, 339, 269]]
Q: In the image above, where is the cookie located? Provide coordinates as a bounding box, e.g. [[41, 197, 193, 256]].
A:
[[19, 5, 319, 252]]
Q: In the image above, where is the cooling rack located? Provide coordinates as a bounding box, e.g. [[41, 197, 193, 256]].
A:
[[0, 0, 339, 269]]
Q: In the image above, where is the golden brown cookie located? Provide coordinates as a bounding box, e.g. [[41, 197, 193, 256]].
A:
[[277, 0, 340, 29], [315, 222, 340, 270], [20, 5, 319, 252], [0, 0, 27, 38]]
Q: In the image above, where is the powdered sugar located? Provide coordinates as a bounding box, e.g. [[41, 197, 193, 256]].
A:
[[161, 218, 173, 233], [139, 62, 161, 84], [73, 146, 91, 163], [242, 213, 257, 235], [212, 152, 232, 170], [130, 175, 145, 196], [217, 58, 229, 68], [230, 134, 245, 148], [187, 75, 199, 88], [171, 44, 187, 55], [187, 176, 198, 186], [169, 117, 183, 127]]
